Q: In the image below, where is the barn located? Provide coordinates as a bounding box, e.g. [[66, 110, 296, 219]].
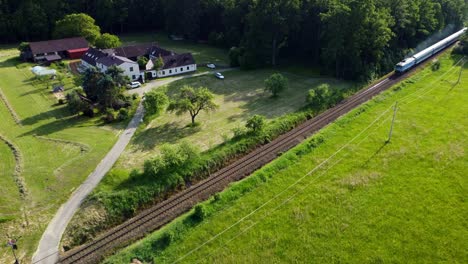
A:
[[21, 37, 89, 62]]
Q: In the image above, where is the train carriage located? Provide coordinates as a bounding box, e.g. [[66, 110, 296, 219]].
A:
[[395, 27, 467, 73]]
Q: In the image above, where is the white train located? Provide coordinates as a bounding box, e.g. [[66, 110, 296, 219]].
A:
[[395, 27, 467, 73]]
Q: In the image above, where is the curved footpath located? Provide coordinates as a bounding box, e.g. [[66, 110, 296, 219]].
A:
[[32, 69, 232, 264]]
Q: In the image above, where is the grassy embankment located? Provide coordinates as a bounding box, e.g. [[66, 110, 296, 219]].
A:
[[0, 49, 119, 262], [105, 53, 467, 263]]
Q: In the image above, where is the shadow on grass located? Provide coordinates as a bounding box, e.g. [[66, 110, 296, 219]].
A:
[[20, 106, 69, 126], [361, 141, 388, 168], [0, 56, 21, 68], [20, 113, 99, 137], [133, 121, 202, 151]]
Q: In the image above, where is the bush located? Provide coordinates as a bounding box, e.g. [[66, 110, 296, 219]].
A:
[[246, 115, 266, 133], [431, 60, 441, 71], [83, 107, 94, 117], [103, 108, 116, 123], [193, 204, 208, 221], [65, 91, 87, 115], [58, 98, 65, 105], [117, 108, 129, 121]]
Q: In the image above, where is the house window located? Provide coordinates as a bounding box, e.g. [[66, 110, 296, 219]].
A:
[[180, 67, 183, 71], [130, 67, 134, 72], [162, 71, 165, 75], [187, 66, 190, 70], [132, 75, 136, 79], [169, 70, 172, 74]]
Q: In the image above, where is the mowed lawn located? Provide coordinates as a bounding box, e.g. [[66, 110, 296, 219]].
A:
[[116, 70, 353, 170], [0, 51, 118, 261], [119, 32, 229, 66], [106, 53, 467, 263]]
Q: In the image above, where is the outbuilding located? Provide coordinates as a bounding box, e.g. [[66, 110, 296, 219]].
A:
[[21, 37, 89, 62]]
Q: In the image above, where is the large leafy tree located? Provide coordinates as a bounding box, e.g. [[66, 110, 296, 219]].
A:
[[242, 0, 301, 66], [82, 66, 127, 108], [167, 86, 218, 125], [53, 13, 101, 44], [95, 33, 121, 49]]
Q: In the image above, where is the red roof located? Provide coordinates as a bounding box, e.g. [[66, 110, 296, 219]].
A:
[[67, 48, 89, 53]]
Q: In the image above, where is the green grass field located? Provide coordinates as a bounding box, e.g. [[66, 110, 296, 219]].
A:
[[115, 69, 354, 170], [105, 53, 467, 263], [0, 50, 119, 262], [118, 32, 229, 66]]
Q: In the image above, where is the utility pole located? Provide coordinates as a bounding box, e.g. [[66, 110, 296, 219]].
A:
[[387, 102, 398, 143]]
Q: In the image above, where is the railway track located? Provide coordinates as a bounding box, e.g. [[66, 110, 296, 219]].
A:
[[59, 60, 427, 263]]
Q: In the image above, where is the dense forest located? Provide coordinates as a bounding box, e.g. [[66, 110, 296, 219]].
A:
[[0, 0, 466, 79]]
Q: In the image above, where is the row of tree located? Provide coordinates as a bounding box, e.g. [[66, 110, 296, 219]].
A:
[[1, 0, 466, 80]]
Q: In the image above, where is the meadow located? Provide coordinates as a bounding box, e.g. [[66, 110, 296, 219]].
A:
[[116, 69, 354, 170], [0, 49, 119, 262], [105, 53, 467, 263]]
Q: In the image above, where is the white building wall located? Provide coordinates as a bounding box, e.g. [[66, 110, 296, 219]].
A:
[[119, 62, 140, 81], [156, 64, 197, 78]]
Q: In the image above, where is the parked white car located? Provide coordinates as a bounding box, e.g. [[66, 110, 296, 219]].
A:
[[215, 72, 225, 79], [128, 81, 141, 89], [207, 63, 216, 69]]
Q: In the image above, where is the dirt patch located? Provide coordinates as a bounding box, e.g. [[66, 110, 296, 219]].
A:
[[340, 171, 381, 190]]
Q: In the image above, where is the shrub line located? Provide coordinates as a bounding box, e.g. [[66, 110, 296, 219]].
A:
[[0, 88, 22, 125], [0, 133, 27, 199]]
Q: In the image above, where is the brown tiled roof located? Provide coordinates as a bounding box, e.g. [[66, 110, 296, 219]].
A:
[[105, 43, 171, 59], [29, 37, 88, 55], [161, 53, 195, 70]]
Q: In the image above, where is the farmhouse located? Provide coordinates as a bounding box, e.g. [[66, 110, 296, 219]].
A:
[[81, 48, 141, 81], [146, 53, 196, 78], [81, 44, 196, 81], [21, 37, 89, 62]]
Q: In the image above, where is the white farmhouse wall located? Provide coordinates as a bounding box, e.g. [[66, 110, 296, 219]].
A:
[[118, 62, 140, 81], [156, 64, 197, 78]]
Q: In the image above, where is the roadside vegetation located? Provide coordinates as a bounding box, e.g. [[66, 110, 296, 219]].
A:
[[0, 49, 119, 262], [105, 52, 467, 264], [61, 68, 358, 250]]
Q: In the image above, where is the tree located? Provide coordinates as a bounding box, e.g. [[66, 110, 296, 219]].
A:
[[106, 66, 129, 87], [143, 90, 169, 116], [82, 66, 127, 108], [246, 115, 266, 133], [243, 0, 301, 66], [152, 55, 164, 70], [53, 13, 101, 44], [307, 84, 330, 110], [17, 42, 29, 52], [264, 73, 288, 97], [137, 56, 149, 69], [66, 91, 87, 115], [228, 47, 241, 67], [95, 33, 121, 49], [167, 86, 218, 125]]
